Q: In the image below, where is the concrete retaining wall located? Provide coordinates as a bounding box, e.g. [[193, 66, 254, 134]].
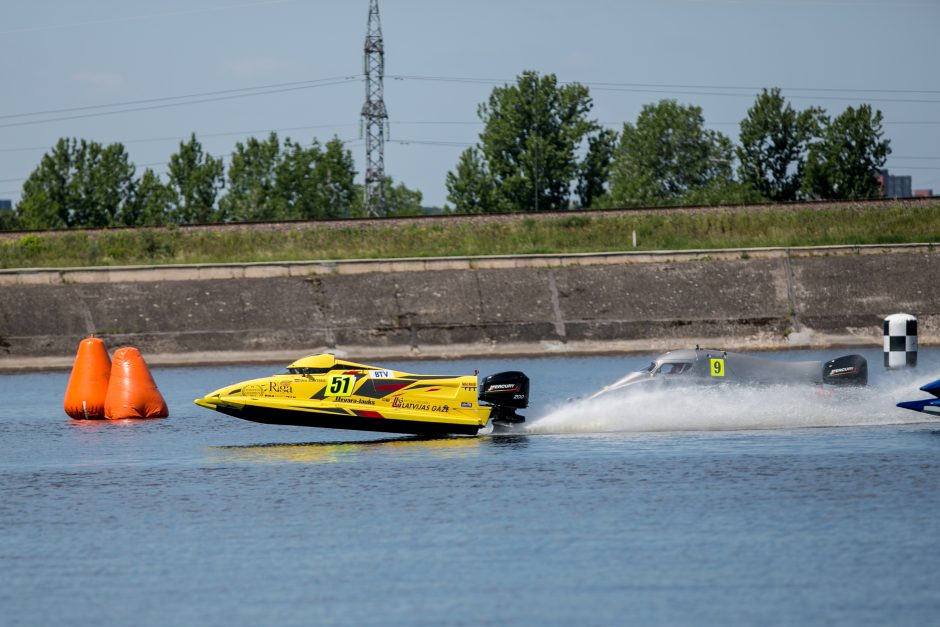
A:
[[1, 244, 938, 370]]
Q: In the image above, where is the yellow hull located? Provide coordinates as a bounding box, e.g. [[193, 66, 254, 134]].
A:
[[195, 354, 493, 436]]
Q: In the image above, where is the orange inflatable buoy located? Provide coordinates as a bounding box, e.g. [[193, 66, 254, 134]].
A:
[[104, 347, 169, 420], [64, 337, 112, 420]]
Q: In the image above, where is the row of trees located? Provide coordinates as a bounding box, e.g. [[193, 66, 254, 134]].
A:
[[4, 70, 893, 230], [11, 134, 423, 230], [446, 72, 892, 211]]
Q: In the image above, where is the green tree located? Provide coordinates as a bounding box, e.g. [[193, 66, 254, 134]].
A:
[[576, 128, 618, 208], [18, 137, 81, 229], [219, 133, 283, 221], [275, 136, 358, 220], [476, 71, 600, 211], [803, 104, 891, 200], [349, 177, 423, 217], [0, 205, 18, 231], [272, 137, 320, 220], [609, 100, 735, 207], [737, 88, 823, 201], [167, 134, 224, 224], [84, 142, 137, 226], [17, 138, 136, 228], [446, 146, 501, 213], [130, 169, 176, 226], [17, 187, 65, 230], [313, 137, 357, 218], [385, 177, 423, 216], [218, 135, 356, 221]]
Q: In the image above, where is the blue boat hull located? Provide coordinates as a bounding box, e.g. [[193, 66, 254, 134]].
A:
[[897, 378, 940, 417]]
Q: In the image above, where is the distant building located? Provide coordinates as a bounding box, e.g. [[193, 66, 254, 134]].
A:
[[0, 199, 11, 211], [877, 169, 912, 198], [914, 189, 934, 197]]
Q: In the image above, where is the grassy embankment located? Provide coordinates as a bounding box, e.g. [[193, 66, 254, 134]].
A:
[[2, 203, 939, 269]]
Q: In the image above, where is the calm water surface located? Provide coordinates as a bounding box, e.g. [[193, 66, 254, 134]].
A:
[[1, 349, 939, 626]]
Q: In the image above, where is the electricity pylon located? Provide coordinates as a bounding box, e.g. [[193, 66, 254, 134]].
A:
[[361, 0, 388, 217]]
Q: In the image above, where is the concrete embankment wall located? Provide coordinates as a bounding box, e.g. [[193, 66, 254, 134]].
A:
[[1, 244, 938, 371]]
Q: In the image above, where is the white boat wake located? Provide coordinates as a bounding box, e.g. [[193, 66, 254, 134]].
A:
[[520, 371, 936, 434]]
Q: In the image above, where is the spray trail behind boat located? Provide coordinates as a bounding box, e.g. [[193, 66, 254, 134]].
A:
[[521, 369, 934, 435]]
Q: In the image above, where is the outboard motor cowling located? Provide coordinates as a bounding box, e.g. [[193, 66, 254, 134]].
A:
[[479, 371, 529, 424], [822, 354, 868, 386]]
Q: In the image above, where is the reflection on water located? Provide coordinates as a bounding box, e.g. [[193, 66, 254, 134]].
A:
[[485, 434, 530, 450], [210, 435, 483, 464], [67, 417, 163, 429]]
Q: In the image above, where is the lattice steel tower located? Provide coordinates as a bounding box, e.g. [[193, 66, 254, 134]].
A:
[[361, 0, 388, 216]]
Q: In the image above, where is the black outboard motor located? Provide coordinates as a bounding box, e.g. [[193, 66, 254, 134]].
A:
[[822, 354, 868, 386], [479, 371, 529, 425]]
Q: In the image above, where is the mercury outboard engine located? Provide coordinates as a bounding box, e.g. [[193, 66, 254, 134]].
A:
[[822, 354, 868, 386], [479, 371, 529, 425]]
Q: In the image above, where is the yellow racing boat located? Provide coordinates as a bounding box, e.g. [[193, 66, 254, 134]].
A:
[[194, 353, 529, 436]]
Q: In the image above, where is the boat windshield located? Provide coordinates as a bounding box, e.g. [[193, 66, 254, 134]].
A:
[[287, 367, 333, 375], [657, 362, 691, 375]]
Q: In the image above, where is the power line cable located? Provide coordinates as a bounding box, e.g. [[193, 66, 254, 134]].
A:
[[0, 121, 482, 154], [4, 70, 937, 133], [0, 123, 361, 153], [389, 139, 475, 148], [706, 120, 940, 126], [0, 78, 360, 130], [0, 76, 361, 121], [590, 86, 940, 105], [390, 74, 940, 96], [391, 74, 940, 104]]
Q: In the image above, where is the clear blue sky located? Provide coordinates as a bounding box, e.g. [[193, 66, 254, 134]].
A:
[[2, 0, 938, 207]]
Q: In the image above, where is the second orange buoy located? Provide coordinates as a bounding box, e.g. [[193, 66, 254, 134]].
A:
[[104, 347, 169, 420]]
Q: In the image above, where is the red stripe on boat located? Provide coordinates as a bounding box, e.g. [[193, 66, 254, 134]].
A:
[[375, 383, 410, 391], [355, 410, 384, 419]]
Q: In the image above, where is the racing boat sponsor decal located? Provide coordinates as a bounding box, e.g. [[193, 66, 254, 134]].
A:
[[253, 381, 295, 397], [829, 366, 856, 376], [370, 369, 393, 379], [333, 396, 375, 406], [391, 397, 450, 413], [242, 385, 263, 397]]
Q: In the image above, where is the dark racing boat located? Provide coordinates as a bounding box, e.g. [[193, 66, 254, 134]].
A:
[[589, 347, 868, 399]]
